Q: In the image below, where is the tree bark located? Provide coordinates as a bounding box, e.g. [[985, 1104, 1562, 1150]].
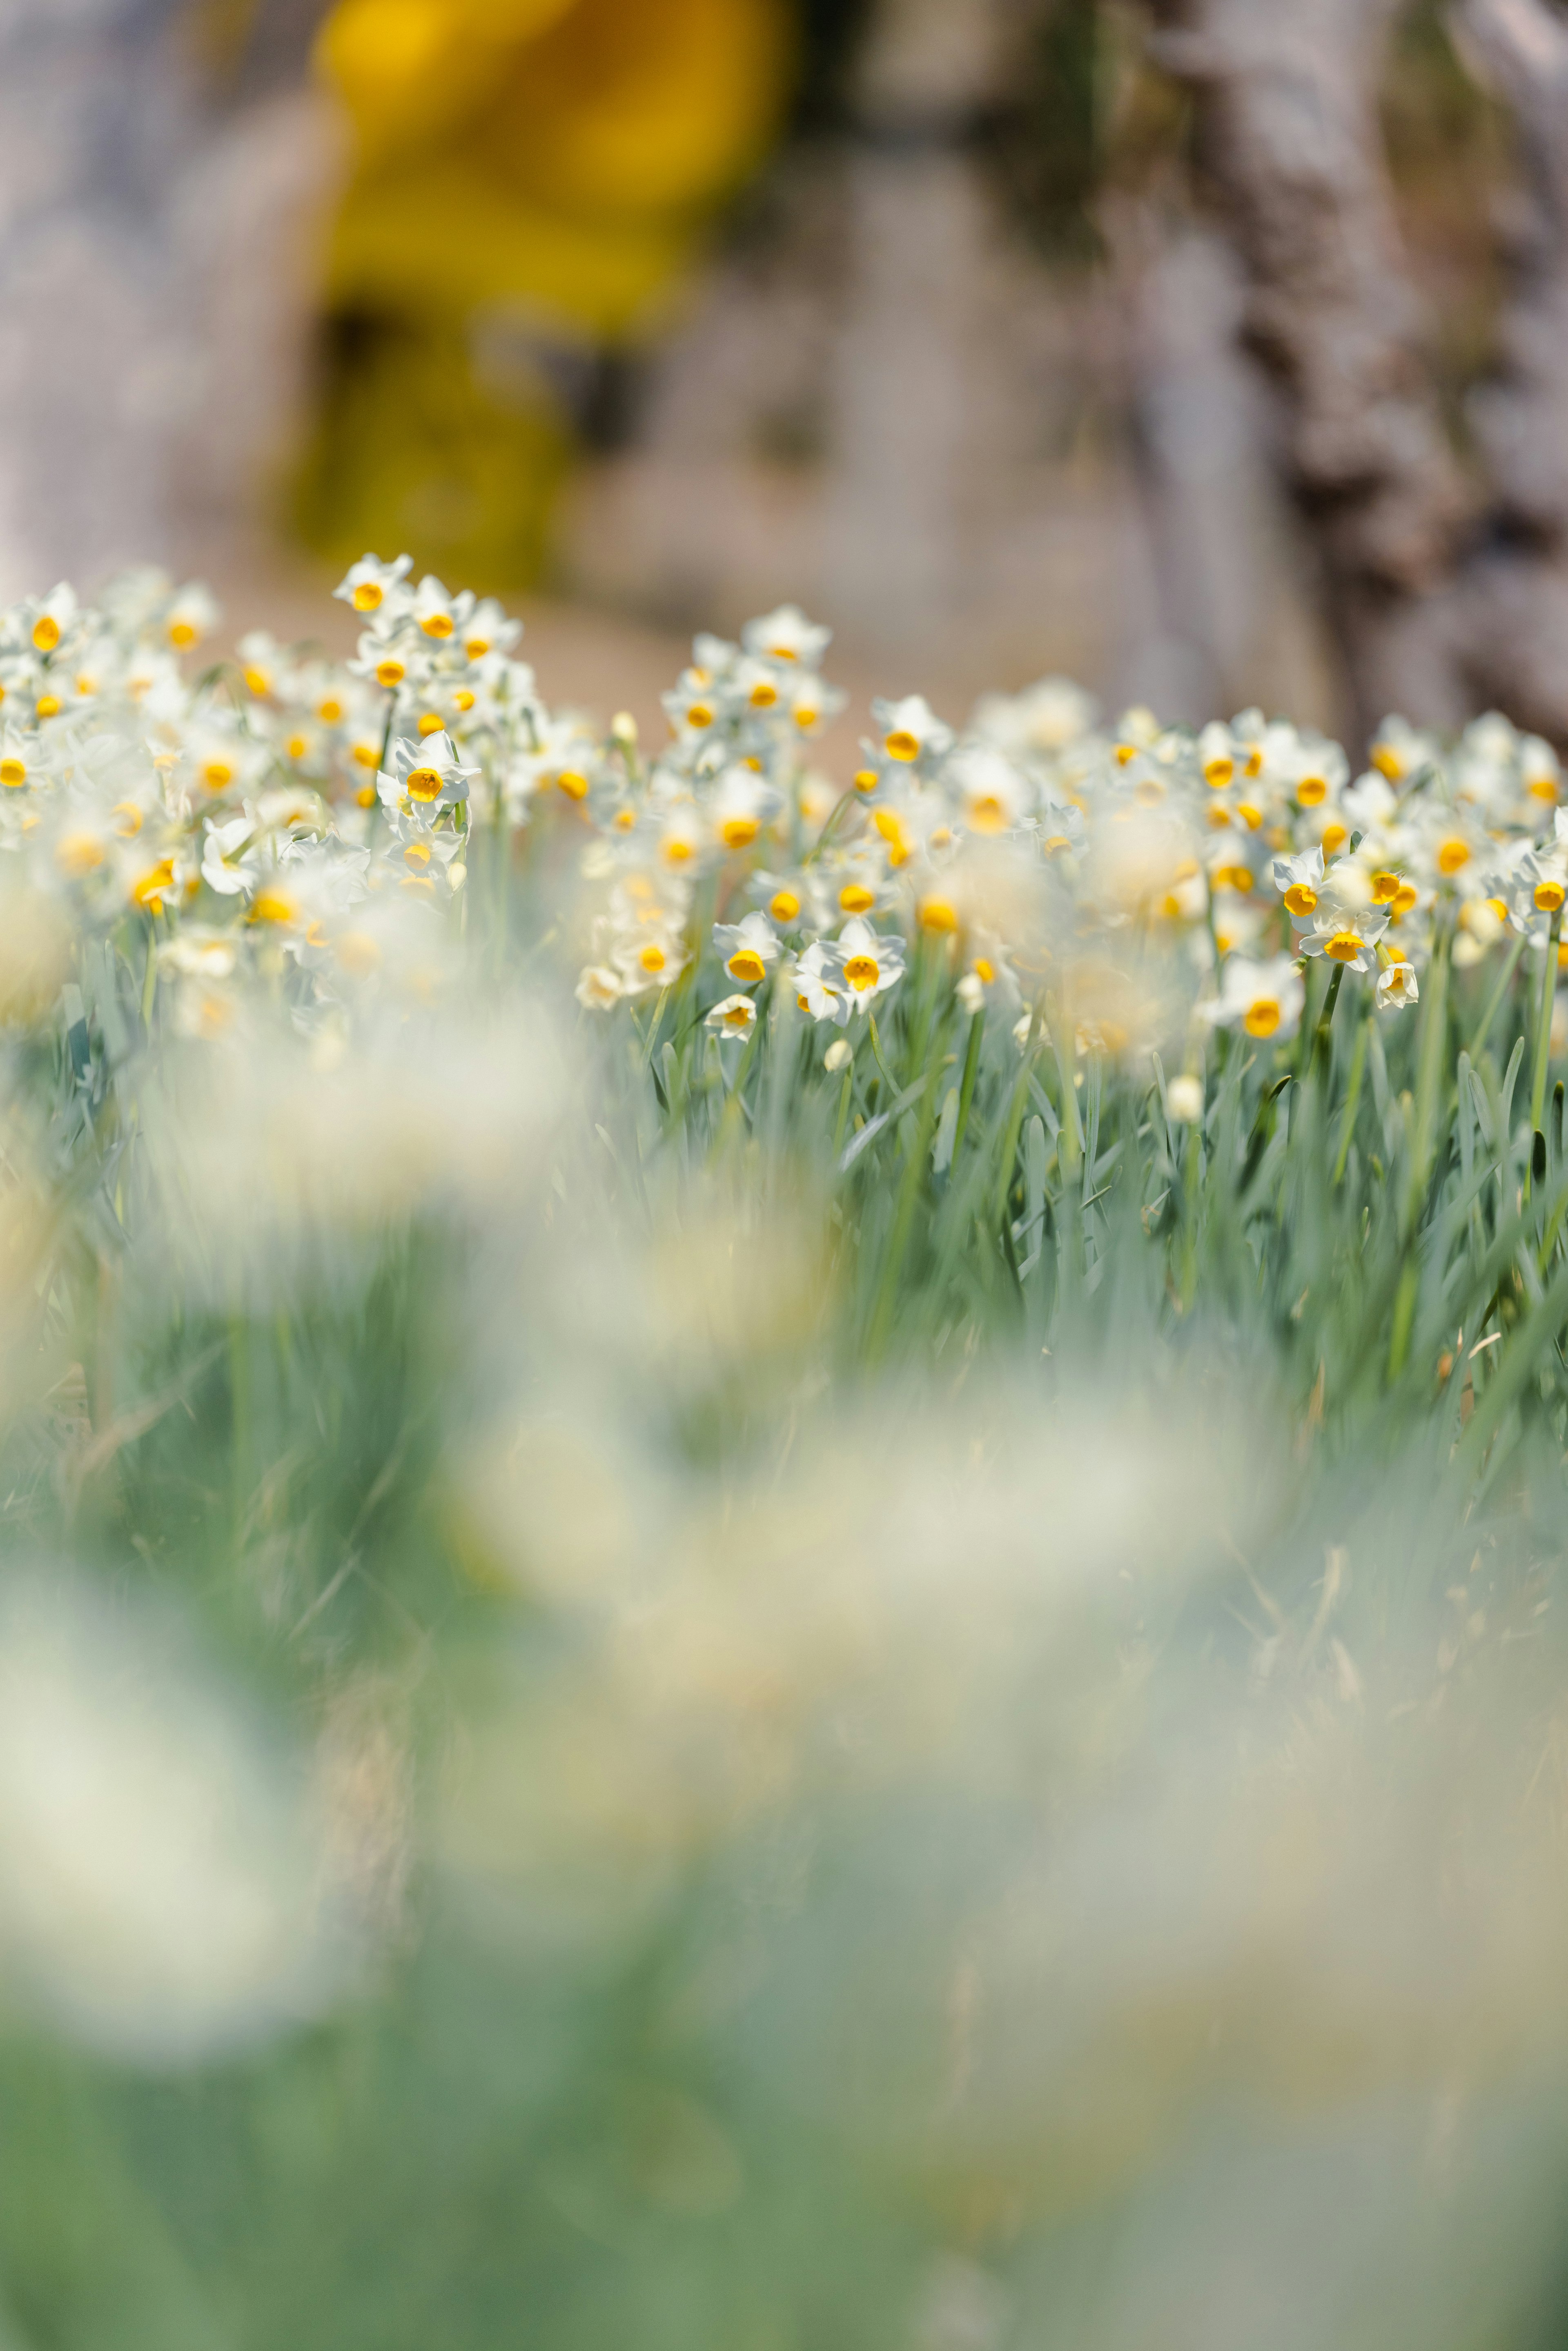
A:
[[1147, 0, 1476, 742], [1147, 0, 1568, 747], [1450, 0, 1568, 742]]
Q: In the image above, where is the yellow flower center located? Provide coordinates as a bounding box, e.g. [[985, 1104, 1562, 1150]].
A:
[[251, 889, 295, 925], [1283, 883, 1317, 918], [376, 659, 405, 690], [405, 766, 443, 802], [337, 931, 381, 974], [884, 730, 920, 762], [1320, 823, 1349, 856], [750, 682, 778, 709], [1370, 870, 1401, 904], [317, 698, 344, 724], [56, 831, 103, 877], [416, 712, 443, 738], [1205, 758, 1234, 789], [973, 958, 996, 985], [686, 703, 714, 729], [352, 581, 383, 613], [1324, 931, 1362, 963], [721, 816, 760, 850], [356, 783, 376, 808], [853, 769, 879, 794], [1371, 746, 1405, 783], [1236, 801, 1263, 830], [31, 616, 60, 652], [353, 742, 379, 769], [1535, 880, 1566, 914], [769, 889, 800, 923], [169, 619, 199, 651], [1529, 776, 1558, 804], [36, 694, 61, 720], [1296, 775, 1327, 808], [919, 897, 959, 933], [0, 757, 26, 788], [793, 707, 818, 731], [286, 733, 309, 761], [1042, 834, 1071, 856], [727, 948, 767, 984], [722, 1003, 752, 1030], [839, 883, 875, 914], [1114, 744, 1136, 768], [132, 858, 175, 908], [557, 769, 590, 802], [420, 611, 454, 640], [639, 944, 668, 974], [1391, 883, 1419, 918], [664, 838, 693, 865], [203, 760, 233, 792], [112, 801, 143, 837], [1244, 999, 1281, 1038], [403, 843, 431, 869], [1437, 838, 1471, 876], [466, 637, 489, 660], [968, 793, 1007, 833], [843, 954, 880, 992]]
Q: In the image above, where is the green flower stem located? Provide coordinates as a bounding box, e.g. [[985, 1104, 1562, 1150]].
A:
[[802, 789, 854, 866], [1526, 910, 1563, 1197], [1332, 1009, 1371, 1186], [832, 1065, 853, 1160], [1312, 960, 1347, 1081], [868, 1012, 898, 1095], [140, 918, 158, 1034], [993, 1002, 1046, 1231], [951, 1010, 985, 1164], [711, 987, 769, 1155], [1469, 931, 1525, 1063], [1403, 924, 1450, 1236], [867, 1011, 950, 1358]]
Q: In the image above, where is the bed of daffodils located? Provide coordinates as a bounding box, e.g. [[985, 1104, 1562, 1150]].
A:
[[4, 558, 1568, 2349]]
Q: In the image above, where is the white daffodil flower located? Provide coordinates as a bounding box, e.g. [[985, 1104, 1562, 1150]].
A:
[[1273, 845, 1326, 923], [949, 743, 1031, 836], [712, 911, 780, 988], [1300, 909, 1389, 972], [793, 941, 850, 1026], [201, 816, 258, 898], [378, 730, 479, 815], [706, 993, 757, 1040], [333, 553, 412, 618], [575, 965, 622, 1011], [742, 604, 833, 669], [870, 693, 955, 770], [612, 926, 687, 996], [826, 916, 906, 1012], [1203, 953, 1306, 1042], [1376, 958, 1420, 1014]]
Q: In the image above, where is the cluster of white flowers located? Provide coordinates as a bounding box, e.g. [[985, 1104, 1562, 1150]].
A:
[[0, 552, 1560, 1081]]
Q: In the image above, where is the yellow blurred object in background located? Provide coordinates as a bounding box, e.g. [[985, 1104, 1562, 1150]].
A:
[[299, 0, 795, 587]]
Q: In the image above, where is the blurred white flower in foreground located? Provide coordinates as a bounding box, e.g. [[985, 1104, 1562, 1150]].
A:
[[0, 1577, 357, 2064]]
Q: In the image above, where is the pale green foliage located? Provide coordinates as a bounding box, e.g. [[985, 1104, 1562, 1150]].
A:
[[0, 565, 1564, 2348]]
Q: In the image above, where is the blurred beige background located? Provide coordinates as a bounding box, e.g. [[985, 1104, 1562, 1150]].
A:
[[4, 0, 1559, 748]]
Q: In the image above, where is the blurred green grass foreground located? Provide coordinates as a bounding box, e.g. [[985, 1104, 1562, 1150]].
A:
[[1, 560, 1568, 2350]]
